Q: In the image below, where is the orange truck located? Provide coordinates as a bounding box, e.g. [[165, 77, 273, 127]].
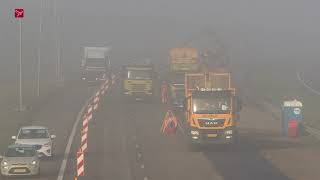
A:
[[169, 48, 200, 73], [182, 71, 241, 145], [169, 48, 200, 108]]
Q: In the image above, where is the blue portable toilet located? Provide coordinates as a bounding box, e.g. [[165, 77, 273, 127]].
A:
[[282, 99, 303, 137]]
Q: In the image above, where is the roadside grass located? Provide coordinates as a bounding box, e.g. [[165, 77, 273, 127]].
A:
[[247, 62, 320, 129]]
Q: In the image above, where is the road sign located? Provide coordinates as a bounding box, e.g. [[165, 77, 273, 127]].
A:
[[14, 8, 24, 18]]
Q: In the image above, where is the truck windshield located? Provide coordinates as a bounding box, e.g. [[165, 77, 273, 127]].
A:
[[127, 70, 152, 80], [192, 95, 231, 114], [86, 59, 106, 67]]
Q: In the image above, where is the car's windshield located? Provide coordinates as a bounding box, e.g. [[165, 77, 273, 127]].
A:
[[18, 129, 49, 139], [127, 70, 152, 80], [193, 95, 231, 114], [6, 147, 36, 157]]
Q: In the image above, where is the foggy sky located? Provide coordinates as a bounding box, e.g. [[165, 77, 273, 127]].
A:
[[1, 0, 319, 81]]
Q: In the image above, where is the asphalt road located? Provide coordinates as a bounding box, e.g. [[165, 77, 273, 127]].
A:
[[63, 82, 320, 180], [0, 80, 97, 180]]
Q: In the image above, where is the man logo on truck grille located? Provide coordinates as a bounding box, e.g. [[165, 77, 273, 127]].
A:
[[205, 121, 218, 126]]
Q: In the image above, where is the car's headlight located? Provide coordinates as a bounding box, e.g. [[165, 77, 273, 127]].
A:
[[31, 160, 37, 165], [2, 161, 8, 166], [191, 130, 199, 135]]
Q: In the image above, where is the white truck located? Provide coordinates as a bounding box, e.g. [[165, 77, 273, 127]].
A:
[[81, 47, 111, 83]]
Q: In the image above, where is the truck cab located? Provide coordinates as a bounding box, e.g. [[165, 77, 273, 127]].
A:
[[81, 47, 111, 84], [121, 65, 156, 101], [183, 72, 241, 145]]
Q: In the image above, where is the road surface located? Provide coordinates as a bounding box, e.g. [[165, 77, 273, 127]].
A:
[[0, 80, 96, 180], [62, 81, 320, 180]]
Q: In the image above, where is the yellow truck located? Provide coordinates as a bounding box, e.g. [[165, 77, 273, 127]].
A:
[[169, 48, 200, 73], [182, 71, 241, 145], [121, 65, 156, 101]]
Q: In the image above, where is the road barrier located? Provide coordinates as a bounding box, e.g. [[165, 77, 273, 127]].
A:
[[82, 115, 89, 133], [101, 84, 106, 95], [87, 105, 93, 116], [93, 95, 100, 111], [75, 75, 117, 179], [77, 149, 84, 177], [81, 131, 88, 152]]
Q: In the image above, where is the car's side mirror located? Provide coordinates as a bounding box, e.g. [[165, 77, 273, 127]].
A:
[[50, 135, 56, 139], [11, 136, 17, 140]]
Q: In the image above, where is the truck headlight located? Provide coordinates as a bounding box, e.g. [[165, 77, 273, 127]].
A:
[[191, 130, 199, 135], [225, 130, 233, 135], [2, 161, 8, 166]]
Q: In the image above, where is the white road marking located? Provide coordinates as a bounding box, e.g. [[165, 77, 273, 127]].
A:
[[120, 116, 133, 180], [57, 93, 95, 180]]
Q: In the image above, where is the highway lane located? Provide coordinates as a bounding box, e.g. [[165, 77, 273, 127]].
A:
[[69, 82, 320, 180], [0, 81, 97, 180]]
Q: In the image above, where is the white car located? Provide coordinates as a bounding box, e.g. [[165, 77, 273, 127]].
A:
[[12, 126, 56, 157], [0, 144, 40, 177]]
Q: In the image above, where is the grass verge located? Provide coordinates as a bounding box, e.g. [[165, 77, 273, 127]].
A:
[[246, 62, 320, 129]]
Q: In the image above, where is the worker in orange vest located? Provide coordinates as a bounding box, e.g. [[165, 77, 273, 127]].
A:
[[161, 81, 169, 104]]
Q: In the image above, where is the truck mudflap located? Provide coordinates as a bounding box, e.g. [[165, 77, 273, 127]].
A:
[[187, 127, 238, 144]]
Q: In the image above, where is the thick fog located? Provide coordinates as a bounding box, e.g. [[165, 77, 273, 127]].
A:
[[1, 0, 319, 83]]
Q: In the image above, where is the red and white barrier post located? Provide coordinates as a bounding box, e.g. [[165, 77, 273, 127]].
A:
[[75, 77, 116, 178], [93, 91, 100, 111], [100, 84, 106, 95], [80, 130, 88, 152], [77, 149, 84, 177], [82, 115, 89, 133], [86, 104, 93, 122]]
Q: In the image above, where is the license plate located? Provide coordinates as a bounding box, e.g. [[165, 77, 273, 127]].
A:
[[14, 169, 26, 173], [207, 134, 218, 138]]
